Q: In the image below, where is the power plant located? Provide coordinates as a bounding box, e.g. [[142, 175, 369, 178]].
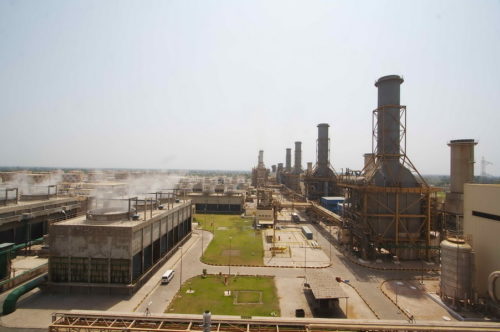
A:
[[1, 74, 499, 330]]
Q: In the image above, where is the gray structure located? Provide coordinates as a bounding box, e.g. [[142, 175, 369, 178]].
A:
[[285, 148, 292, 172], [293, 141, 302, 174], [444, 139, 477, 231], [304, 123, 338, 200], [340, 75, 436, 260], [0, 188, 83, 245], [48, 198, 192, 294]]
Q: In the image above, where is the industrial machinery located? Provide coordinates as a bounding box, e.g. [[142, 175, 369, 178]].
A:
[[304, 123, 339, 200], [338, 75, 439, 260]]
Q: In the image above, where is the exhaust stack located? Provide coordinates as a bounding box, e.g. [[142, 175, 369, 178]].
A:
[[294, 141, 302, 174], [258, 150, 264, 168], [285, 148, 292, 172], [313, 123, 335, 177], [372, 75, 417, 187], [449, 139, 477, 194]]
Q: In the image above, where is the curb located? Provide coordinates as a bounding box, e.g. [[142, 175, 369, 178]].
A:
[[344, 282, 380, 320]]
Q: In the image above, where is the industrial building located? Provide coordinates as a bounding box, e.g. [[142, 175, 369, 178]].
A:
[[440, 183, 500, 315], [187, 192, 244, 214], [48, 194, 192, 294], [251, 150, 269, 188], [303, 123, 339, 200], [337, 75, 439, 260], [0, 185, 84, 245]]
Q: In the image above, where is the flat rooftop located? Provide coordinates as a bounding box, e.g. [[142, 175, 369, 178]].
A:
[[55, 200, 191, 228], [0, 196, 80, 213]]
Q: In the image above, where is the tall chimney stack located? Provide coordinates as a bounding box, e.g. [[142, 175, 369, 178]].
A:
[[375, 75, 404, 163], [449, 139, 477, 194], [294, 141, 302, 174], [317, 123, 330, 169], [285, 148, 292, 172], [258, 150, 264, 168]]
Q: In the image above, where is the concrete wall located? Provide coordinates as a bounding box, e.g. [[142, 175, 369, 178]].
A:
[[463, 184, 500, 300]]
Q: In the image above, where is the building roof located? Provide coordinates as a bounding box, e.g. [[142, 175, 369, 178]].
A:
[[308, 271, 348, 299]]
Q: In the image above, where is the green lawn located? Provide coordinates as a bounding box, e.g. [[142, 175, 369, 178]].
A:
[[166, 275, 280, 317], [197, 214, 263, 265]]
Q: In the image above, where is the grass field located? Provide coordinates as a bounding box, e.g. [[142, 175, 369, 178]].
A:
[[165, 275, 280, 317], [197, 214, 263, 266]]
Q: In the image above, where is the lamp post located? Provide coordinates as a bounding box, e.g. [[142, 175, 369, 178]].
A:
[[304, 243, 307, 283], [179, 246, 183, 289], [329, 225, 332, 263], [228, 236, 232, 276]]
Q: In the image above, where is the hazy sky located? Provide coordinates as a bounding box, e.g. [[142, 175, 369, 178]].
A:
[[1, 0, 499, 175]]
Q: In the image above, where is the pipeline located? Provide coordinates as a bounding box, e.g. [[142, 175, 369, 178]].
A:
[[2, 273, 47, 315], [488, 271, 500, 304]]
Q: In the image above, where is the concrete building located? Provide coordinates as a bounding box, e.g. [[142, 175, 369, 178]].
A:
[[48, 198, 192, 294], [0, 188, 84, 244], [463, 184, 500, 305], [187, 192, 244, 214]]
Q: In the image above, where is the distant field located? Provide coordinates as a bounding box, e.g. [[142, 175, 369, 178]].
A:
[[197, 214, 263, 266], [165, 275, 279, 317]]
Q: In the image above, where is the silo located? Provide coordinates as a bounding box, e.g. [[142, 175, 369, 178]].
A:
[[440, 238, 473, 304]]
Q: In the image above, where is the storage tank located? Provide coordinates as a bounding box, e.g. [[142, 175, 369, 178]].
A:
[[440, 238, 473, 303]]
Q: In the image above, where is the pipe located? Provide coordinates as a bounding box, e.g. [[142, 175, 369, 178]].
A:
[[488, 271, 500, 304], [2, 274, 47, 315]]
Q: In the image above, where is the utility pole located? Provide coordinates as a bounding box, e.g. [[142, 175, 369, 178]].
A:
[[179, 246, 183, 289], [228, 236, 232, 276]]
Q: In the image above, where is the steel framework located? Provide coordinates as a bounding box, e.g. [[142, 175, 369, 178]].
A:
[[49, 312, 499, 332], [338, 106, 440, 260]]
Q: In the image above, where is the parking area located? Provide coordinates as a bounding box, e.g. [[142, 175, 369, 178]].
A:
[[262, 225, 330, 267]]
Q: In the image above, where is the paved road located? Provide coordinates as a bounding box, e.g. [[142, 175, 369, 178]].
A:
[[138, 222, 421, 320]]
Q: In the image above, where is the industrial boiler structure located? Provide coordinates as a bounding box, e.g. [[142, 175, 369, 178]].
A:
[[339, 75, 439, 260], [303, 123, 339, 201], [251, 150, 269, 188]]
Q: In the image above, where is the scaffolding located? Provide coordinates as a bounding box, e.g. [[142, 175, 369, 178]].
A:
[[338, 106, 440, 260]]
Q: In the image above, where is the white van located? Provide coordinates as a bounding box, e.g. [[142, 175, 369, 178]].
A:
[[161, 269, 175, 284]]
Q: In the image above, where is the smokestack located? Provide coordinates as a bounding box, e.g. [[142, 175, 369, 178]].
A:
[[375, 75, 404, 161], [285, 148, 292, 172], [307, 162, 313, 173], [294, 141, 302, 174], [317, 123, 330, 169], [258, 150, 264, 167], [449, 139, 477, 194], [271, 165, 276, 173], [277, 163, 283, 171]]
